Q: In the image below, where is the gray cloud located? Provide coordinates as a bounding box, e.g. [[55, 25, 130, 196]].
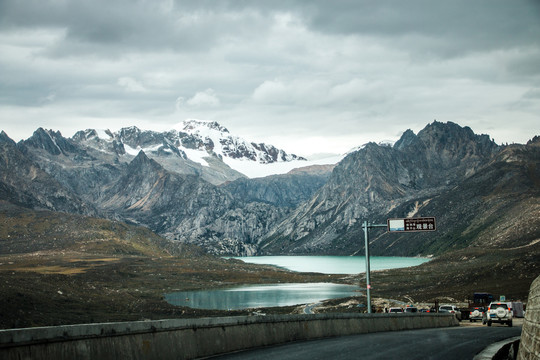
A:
[[305, 0, 540, 57], [0, 0, 539, 156]]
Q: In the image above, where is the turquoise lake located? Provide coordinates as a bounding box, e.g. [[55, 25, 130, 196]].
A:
[[164, 256, 429, 310], [227, 255, 430, 275]]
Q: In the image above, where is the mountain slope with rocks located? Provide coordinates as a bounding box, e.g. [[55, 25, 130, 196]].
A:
[[1, 121, 538, 258], [259, 121, 537, 256], [222, 170, 332, 208], [2, 125, 328, 255], [0, 131, 95, 215]]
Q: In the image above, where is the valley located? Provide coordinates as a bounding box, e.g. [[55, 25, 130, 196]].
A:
[[0, 120, 539, 329], [1, 234, 536, 329], [0, 200, 537, 329]]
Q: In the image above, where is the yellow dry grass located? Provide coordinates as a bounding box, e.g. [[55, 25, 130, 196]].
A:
[[11, 265, 89, 275], [0, 257, 121, 275]]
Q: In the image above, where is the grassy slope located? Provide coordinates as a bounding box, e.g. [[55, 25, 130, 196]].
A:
[[0, 202, 340, 328]]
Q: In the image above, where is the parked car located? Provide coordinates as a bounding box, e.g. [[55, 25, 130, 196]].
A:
[[389, 307, 404, 313], [486, 302, 513, 327], [404, 306, 418, 313], [469, 307, 486, 323], [439, 305, 462, 321], [462, 292, 495, 321]]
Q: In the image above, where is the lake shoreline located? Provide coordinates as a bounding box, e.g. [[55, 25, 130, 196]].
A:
[[225, 255, 431, 275], [164, 256, 429, 310]]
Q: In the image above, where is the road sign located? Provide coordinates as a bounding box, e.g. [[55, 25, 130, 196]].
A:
[[387, 217, 436, 232]]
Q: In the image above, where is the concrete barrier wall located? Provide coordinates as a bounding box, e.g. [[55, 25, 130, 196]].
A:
[[0, 313, 458, 360], [518, 275, 540, 360]]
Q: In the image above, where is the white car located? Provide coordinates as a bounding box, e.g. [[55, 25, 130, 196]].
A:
[[486, 302, 513, 327], [469, 307, 486, 323], [439, 305, 462, 321]]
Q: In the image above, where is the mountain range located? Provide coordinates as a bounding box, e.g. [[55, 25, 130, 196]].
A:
[[1, 120, 539, 258]]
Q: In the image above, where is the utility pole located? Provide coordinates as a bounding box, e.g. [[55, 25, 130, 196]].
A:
[[362, 221, 387, 314]]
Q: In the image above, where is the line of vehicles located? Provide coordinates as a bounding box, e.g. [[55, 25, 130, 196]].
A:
[[467, 301, 523, 327], [386, 293, 524, 327], [464, 292, 524, 327]]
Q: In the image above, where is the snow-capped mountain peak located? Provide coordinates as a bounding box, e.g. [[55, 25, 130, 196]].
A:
[[179, 119, 230, 134], [71, 119, 328, 181], [172, 119, 307, 165]]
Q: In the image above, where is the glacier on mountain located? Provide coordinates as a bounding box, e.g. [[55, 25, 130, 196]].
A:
[[79, 119, 342, 180]]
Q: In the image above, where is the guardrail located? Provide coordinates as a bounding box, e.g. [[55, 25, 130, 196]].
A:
[[0, 313, 459, 360]]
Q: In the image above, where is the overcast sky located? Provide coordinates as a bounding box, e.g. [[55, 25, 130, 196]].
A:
[[1, 0, 539, 157]]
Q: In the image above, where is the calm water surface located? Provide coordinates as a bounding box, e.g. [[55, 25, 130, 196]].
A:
[[165, 256, 429, 310], [165, 283, 362, 310], [228, 255, 430, 274]]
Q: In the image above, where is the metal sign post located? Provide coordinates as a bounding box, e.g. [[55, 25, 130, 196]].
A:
[[362, 221, 387, 314], [362, 217, 436, 313]]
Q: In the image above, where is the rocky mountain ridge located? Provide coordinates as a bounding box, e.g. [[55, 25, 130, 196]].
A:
[[1, 121, 539, 257], [0, 131, 95, 216], [71, 119, 309, 184], [1, 124, 329, 255], [258, 122, 538, 256]]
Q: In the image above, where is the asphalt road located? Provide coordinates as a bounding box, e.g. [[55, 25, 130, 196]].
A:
[[210, 322, 522, 360]]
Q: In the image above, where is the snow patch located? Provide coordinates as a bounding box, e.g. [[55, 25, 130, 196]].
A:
[[124, 144, 140, 156], [224, 154, 343, 178], [182, 148, 210, 167], [95, 129, 112, 141]]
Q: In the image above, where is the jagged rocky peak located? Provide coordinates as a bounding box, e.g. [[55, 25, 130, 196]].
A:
[[129, 150, 161, 170], [72, 129, 114, 141], [116, 126, 163, 148], [527, 135, 540, 146], [393, 121, 499, 163], [72, 128, 125, 156], [393, 129, 417, 150], [22, 128, 80, 156], [420, 121, 496, 150], [182, 119, 230, 134], [0, 131, 16, 145]]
